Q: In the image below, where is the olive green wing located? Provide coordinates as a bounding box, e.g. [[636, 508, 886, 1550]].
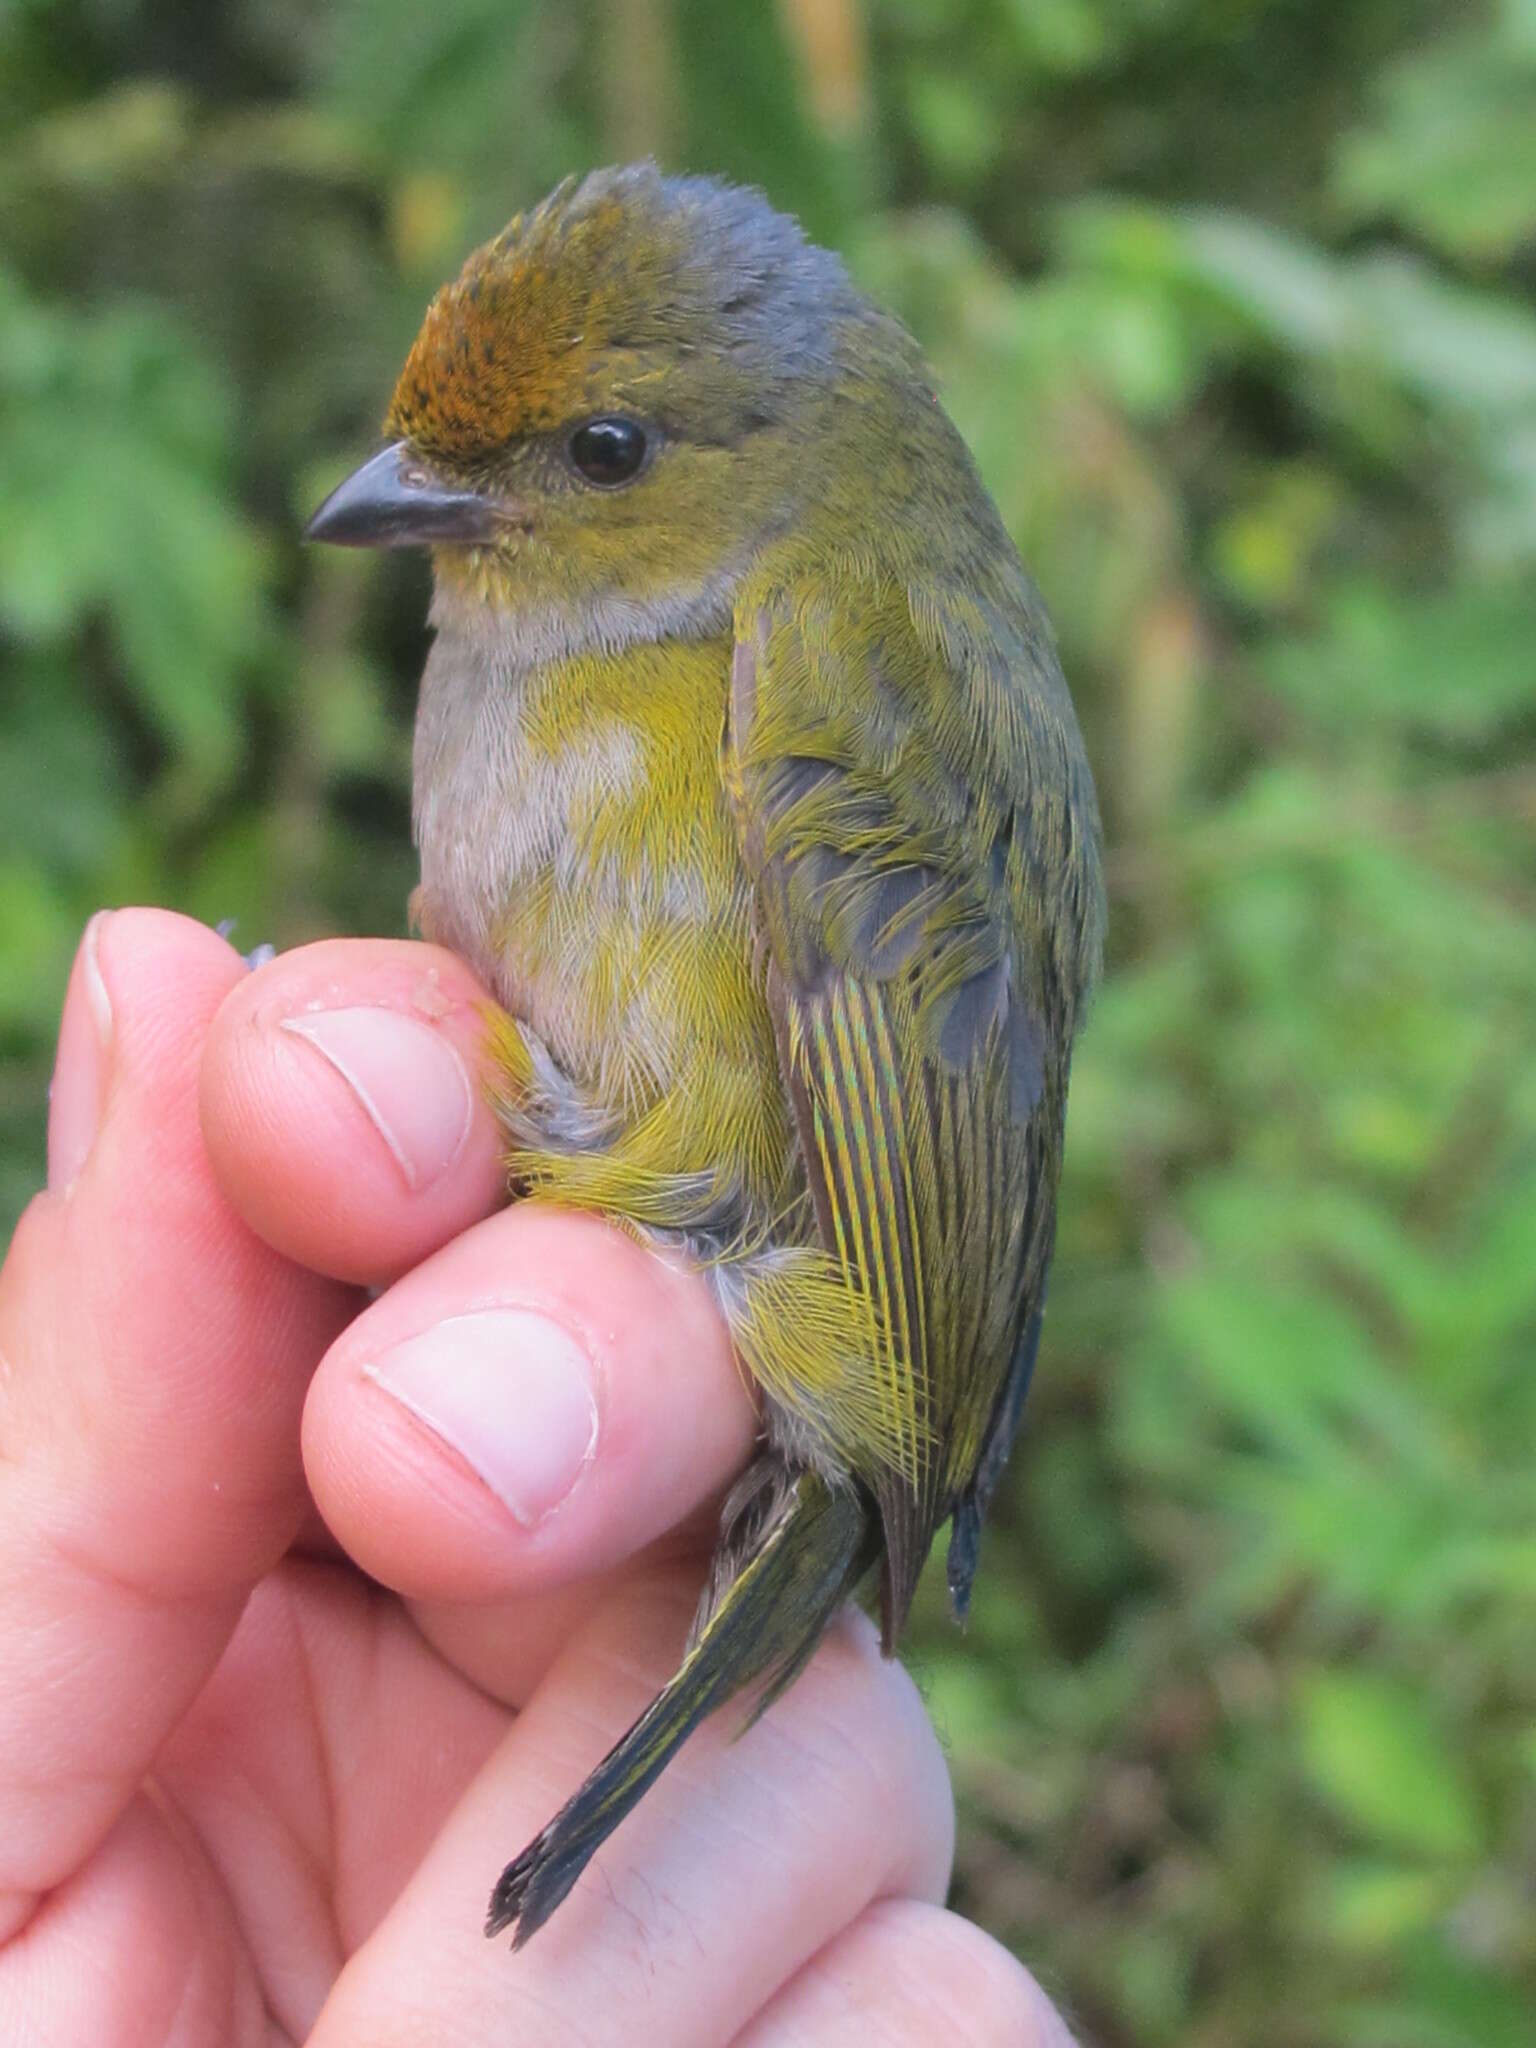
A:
[[724, 575, 1098, 1644]]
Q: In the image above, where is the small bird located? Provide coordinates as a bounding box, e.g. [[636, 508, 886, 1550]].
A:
[[308, 164, 1104, 1948]]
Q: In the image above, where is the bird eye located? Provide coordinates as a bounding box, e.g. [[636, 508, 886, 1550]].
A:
[[569, 416, 648, 487]]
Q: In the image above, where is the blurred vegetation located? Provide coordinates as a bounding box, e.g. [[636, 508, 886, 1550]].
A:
[[2, 2, 1533, 2041]]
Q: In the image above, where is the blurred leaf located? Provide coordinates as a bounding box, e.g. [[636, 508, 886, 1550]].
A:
[[1341, 1938, 1536, 2048], [311, 0, 583, 242], [675, 0, 857, 237], [1264, 578, 1536, 743], [904, 65, 1004, 183], [1299, 1672, 1482, 1860], [1334, 8, 1536, 263], [0, 859, 77, 1032], [0, 267, 266, 784]]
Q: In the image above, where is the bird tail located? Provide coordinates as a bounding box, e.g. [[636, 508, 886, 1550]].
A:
[[486, 1457, 876, 1946]]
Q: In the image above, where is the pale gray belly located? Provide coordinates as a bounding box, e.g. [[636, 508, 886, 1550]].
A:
[[410, 628, 642, 1017]]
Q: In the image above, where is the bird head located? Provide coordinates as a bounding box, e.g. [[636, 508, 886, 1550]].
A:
[[307, 164, 924, 614]]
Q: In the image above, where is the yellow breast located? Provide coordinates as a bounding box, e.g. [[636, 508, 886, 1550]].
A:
[[416, 627, 794, 1241]]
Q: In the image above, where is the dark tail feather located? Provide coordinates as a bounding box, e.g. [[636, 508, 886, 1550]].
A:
[[486, 1459, 875, 1947], [946, 1301, 1045, 1622]]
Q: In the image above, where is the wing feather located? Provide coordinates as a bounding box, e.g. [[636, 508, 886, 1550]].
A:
[[726, 575, 1097, 1641]]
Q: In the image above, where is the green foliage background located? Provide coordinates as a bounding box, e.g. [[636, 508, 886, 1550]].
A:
[[2, 3, 1533, 2040]]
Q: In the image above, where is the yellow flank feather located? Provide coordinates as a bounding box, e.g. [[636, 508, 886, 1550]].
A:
[[730, 1248, 925, 1484]]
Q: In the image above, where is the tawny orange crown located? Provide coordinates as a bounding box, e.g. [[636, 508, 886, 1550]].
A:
[[384, 168, 697, 460], [382, 165, 878, 466]]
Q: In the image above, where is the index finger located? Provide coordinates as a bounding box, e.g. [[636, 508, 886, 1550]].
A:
[[200, 937, 510, 1285]]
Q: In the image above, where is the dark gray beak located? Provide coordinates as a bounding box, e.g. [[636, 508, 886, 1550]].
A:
[[305, 440, 506, 549]]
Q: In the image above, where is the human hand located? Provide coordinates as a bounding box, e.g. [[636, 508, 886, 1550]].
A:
[[0, 908, 1073, 2044]]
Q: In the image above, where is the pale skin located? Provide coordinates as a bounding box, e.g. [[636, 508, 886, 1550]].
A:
[[0, 908, 1076, 2046]]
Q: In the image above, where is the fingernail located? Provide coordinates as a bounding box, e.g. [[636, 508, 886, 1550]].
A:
[[48, 912, 114, 1191], [364, 1309, 599, 1526], [279, 1006, 473, 1192]]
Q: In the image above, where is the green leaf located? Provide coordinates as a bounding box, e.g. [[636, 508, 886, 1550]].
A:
[[1298, 1671, 1481, 1859], [1333, 18, 1536, 262], [0, 269, 268, 787], [1322, 1858, 1452, 1950], [1264, 578, 1536, 744]]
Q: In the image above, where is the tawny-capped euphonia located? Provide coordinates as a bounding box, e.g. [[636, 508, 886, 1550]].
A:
[[308, 164, 1104, 1948]]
